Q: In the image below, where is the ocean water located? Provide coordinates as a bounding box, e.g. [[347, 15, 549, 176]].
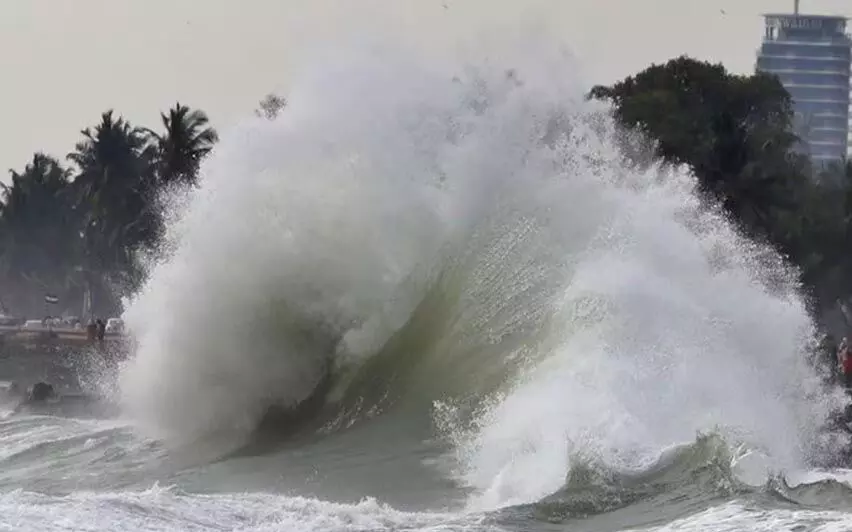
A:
[[2, 33, 852, 531]]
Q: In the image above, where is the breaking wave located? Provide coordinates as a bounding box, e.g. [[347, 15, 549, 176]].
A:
[[116, 34, 847, 510]]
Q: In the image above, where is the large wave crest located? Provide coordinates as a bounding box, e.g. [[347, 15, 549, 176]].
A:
[[118, 36, 846, 504]]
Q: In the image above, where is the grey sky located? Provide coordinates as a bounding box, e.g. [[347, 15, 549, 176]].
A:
[[1, 0, 850, 176]]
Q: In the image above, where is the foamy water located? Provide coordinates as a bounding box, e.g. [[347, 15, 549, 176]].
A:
[[0, 28, 849, 532]]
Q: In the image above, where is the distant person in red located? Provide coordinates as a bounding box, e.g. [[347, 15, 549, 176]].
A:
[[838, 337, 852, 390]]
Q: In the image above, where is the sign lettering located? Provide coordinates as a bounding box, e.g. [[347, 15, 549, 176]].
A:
[[768, 16, 827, 30]]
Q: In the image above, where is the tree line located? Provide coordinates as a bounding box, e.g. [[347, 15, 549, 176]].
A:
[[589, 56, 852, 334], [0, 103, 219, 319], [3, 56, 852, 333]]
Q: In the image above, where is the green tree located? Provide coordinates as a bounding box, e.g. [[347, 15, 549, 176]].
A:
[[68, 110, 158, 295], [0, 103, 220, 318], [0, 153, 81, 315], [589, 56, 803, 231], [589, 56, 852, 312], [145, 102, 218, 186]]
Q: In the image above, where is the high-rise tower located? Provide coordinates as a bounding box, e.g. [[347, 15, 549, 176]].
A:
[[756, 3, 850, 165]]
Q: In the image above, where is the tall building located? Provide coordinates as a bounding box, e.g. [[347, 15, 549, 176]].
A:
[[756, 4, 851, 165]]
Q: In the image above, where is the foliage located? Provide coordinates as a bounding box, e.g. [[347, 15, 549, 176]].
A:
[[0, 154, 79, 313], [2, 58, 850, 325], [255, 93, 287, 120], [144, 103, 218, 186], [589, 56, 852, 315], [0, 103, 220, 318]]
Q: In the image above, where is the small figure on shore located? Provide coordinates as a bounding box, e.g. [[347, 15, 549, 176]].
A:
[[95, 319, 106, 343], [86, 320, 97, 343], [28, 382, 56, 402], [838, 337, 852, 391]]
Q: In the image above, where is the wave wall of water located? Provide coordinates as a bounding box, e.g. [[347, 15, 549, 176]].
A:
[[115, 36, 848, 514]]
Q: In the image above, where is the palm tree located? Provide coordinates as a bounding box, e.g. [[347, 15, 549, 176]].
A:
[[68, 110, 158, 292], [0, 153, 79, 314], [145, 102, 218, 186]]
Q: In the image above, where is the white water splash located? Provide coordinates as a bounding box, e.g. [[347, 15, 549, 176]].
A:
[[114, 30, 846, 512]]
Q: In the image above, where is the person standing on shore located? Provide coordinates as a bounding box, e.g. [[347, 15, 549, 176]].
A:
[[86, 320, 97, 343], [95, 319, 105, 344], [838, 338, 852, 391]]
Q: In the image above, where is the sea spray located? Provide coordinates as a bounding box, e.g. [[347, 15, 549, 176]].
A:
[[116, 35, 846, 501], [119, 48, 494, 451], [441, 127, 846, 510]]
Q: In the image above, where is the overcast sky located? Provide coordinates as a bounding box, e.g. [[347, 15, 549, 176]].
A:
[[1, 0, 850, 176]]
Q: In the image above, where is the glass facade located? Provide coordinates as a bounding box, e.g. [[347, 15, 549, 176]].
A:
[[756, 14, 851, 164]]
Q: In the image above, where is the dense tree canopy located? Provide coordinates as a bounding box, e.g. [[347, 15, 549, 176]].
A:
[[0, 103, 219, 319], [0, 154, 79, 314], [145, 103, 218, 186], [590, 56, 852, 317]]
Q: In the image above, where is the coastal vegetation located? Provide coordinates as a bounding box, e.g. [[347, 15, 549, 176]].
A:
[[1, 55, 850, 337], [590, 56, 852, 327], [0, 103, 219, 318]]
